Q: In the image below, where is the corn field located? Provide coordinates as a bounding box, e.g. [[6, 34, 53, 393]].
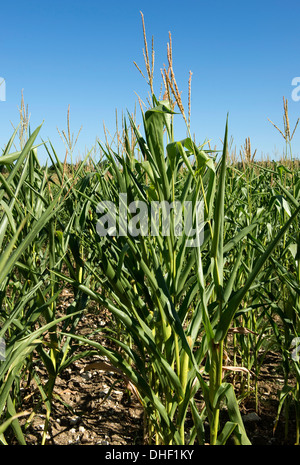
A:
[[0, 22, 300, 447]]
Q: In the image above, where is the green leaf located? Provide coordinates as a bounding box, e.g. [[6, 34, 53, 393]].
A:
[[211, 115, 229, 296], [214, 383, 251, 445], [215, 203, 300, 342], [216, 421, 237, 445]]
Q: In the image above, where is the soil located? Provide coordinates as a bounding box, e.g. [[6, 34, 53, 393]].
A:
[[21, 356, 145, 446], [9, 291, 299, 446]]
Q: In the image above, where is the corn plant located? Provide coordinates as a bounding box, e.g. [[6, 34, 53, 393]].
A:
[[0, 126, 90, 444], [54, 87, 300, 445], [262, 178, 300, 444], [0, 20, 299, 446]]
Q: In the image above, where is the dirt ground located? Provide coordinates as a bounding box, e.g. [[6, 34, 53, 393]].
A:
[[11, 297, 299, 446], [22, 357, 145, 446]]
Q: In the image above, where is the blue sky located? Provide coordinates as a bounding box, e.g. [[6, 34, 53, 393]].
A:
[[1, 0, 300, 164]]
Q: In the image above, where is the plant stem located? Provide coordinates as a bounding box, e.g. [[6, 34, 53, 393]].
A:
[[209, 340, 224, 444]]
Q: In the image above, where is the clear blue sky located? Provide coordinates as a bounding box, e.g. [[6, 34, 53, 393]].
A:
[[1, 0, 300, 164]]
